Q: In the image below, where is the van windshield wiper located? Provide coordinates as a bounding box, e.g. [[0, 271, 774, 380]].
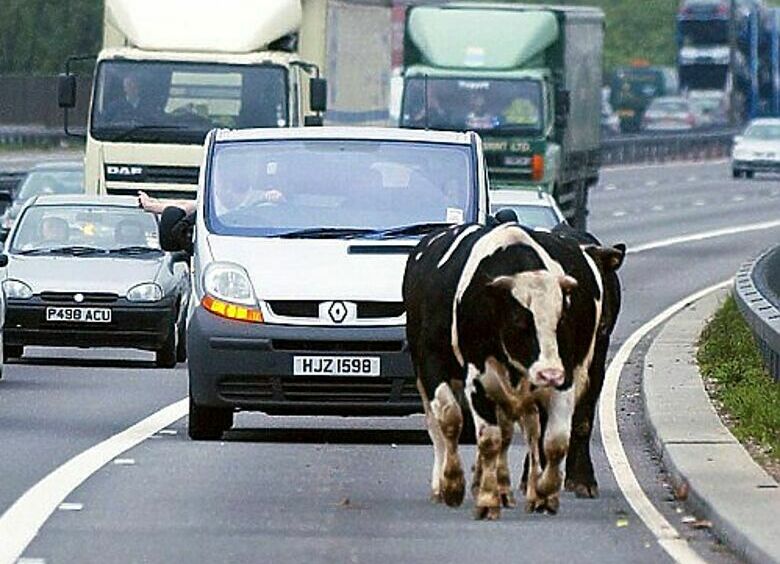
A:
[[375, 222, 453, 239], [271, 227, 378, 239], [109, 246, 162, 255], [48, 245, 108, 256]]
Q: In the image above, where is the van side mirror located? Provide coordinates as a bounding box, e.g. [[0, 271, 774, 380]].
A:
[[58, 74, 77, 109], [309, 77, 327, 113], [494, 208, 519, 224], [159, 207, 190, 252], [0, 254, 8, 268], [555, 87, 570, 128]]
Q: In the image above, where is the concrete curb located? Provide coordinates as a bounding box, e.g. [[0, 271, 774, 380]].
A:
[[643, 288, 780, 564]]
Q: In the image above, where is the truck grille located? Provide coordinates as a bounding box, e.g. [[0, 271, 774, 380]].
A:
[[104, 164, 199, 185]]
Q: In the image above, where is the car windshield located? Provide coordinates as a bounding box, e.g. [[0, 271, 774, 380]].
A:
[[401, 78, 543, 134], [91, 60, 288, 144], [206, 140, 475, 237], [744, 124, 780, 140], [490, 204, 560, 230], [17, 169, 84, 201], [10, 205, 160, 254]]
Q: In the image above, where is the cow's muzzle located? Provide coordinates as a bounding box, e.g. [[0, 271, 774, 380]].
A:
[[534, 367, 565, 388]]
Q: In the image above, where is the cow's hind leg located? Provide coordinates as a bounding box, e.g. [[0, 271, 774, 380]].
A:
[[466, 365, 503, 520], [430, 382, 466, 507], [419, 379, 447, 503], [536, 388, 575, 514], [497, 408, 516, 508], [566, 340, 607, 499]]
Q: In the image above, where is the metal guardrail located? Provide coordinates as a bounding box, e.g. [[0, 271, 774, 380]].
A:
[[601, 129, 737, 166], [734, 246, 780, 383]]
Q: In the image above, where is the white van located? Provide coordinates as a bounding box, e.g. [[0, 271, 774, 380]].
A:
[[170, 127, 489, 439]]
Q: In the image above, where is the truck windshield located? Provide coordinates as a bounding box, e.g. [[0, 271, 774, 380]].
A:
[[401, 78, 543, 134], [91, 60, 288, 144], [206, 140, 475, 237], [610, 69, 665, 108]]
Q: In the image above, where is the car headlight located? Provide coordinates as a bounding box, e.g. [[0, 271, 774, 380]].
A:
[[127, 282, 163, 303], [203, 262, 256, 306], [733, 148, 751, 160], [3, 279, 33, 300]]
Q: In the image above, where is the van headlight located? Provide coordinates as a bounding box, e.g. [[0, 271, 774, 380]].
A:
[[127, 283, 163, 302], [203, 262, 256, 306], [3, 279, 33, 300]]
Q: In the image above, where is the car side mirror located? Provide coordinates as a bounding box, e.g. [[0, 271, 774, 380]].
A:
[[159, 207, 189, 252], [0, 254, 8, 268], [58, 73, 77, 109], [309, 77, 327, 113], [494, 208, 519, 224], [304, 115, 324, 127], [733, 135, 743, 145]]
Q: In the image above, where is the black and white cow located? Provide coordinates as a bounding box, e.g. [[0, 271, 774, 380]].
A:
[[403, 222, 617, 519]]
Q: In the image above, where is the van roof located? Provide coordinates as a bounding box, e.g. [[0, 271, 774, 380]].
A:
[[214, 126, 475, 145]]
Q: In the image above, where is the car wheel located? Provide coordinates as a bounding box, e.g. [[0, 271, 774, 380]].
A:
[[732, 169, 742, 179], [745, 171, 755, 179], [4, 344, 23, 362], [188, 396, 233, 440], [176, 318, 187, 363], [155, 325, 177, 368]]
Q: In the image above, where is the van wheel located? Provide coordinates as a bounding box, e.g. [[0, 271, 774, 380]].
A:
[[732, 169, 743, 179], [4, 344, 23, 362], [155, 325, 177, 368], [745, 171, 755, 179], [188, 397, 233, 440], [176, 319, 187, 363]]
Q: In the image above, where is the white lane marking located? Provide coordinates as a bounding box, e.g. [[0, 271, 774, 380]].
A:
[[601, 158, 727, 173], [693, 201, 705, 207], [17, 559, 46, 564], [605, 184, 617, 191], [686, 176, 697, 182], [645, 180, 658, 187], [0, 399, 188, 564], [600, 279, 732, 564], [628, 219, 780, 254], [56, 503, 82, 512], [731, 195, 745, 202], [651, 205, 664, 212], [113, 458, 136, 466], [612, 211, 627, 218], [157, 429, 177, 436]]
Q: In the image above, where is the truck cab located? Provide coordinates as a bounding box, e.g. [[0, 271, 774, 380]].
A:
[[58, 0, 327, 199], [165, 126, 488, 439]]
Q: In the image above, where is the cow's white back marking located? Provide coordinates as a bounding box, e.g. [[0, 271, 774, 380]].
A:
[[437, 225, 481, 268]]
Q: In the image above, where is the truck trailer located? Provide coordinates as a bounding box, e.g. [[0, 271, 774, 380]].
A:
[[392, 3, 604, 229], [58, 0, 328, 199]]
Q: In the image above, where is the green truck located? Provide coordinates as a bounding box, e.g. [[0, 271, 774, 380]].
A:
[[393, 3, 604, 229]]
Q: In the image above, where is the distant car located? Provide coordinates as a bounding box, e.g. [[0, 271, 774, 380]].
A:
[[601, 96, 621, 137], [0, 161, 84, 240], [731, 118, 780, 178], [1, 195, 190, 367], [641, 96, 703, 131], [489, 189, 567, 231], [688, 90, 729, 128]]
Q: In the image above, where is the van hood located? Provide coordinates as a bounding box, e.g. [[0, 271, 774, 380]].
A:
[[207, 235, 417, 302], [7, 255, 162, 295]]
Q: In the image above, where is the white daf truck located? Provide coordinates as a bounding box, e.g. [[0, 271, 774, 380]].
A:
[[58, 0, 328, 199]]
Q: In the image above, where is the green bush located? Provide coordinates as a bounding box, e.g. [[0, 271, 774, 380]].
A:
[[698, 295, 780, 460]]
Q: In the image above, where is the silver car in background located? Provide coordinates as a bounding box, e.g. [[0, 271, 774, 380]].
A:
[[731, 118, 780, 179]]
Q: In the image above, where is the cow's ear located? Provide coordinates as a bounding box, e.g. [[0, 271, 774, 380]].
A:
[[585, 244, 626, 273], [558, 275, 578, 294], [488, 275, 515, 292]]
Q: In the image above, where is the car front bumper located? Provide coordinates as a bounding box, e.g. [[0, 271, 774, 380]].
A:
[[732, 159, 780, 173], [188, 306, 421, 416], [4, 296, 176, 350]]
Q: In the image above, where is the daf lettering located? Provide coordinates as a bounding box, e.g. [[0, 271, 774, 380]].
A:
[[107, 166, 143, 176]]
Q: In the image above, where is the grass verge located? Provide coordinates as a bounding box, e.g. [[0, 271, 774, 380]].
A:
[[697, 295, 780, 464]]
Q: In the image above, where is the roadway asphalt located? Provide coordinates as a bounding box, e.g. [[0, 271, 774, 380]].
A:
[[1, 159, 778, 563]]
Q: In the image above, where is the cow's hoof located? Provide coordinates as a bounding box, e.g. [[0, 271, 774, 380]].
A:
[[473, 505, 501, 520], [500, 491, 516, 508], [430, 491, 443, 504], [565, 477, 599, 499], [441, 476, 466, 507], [543, 495, 560, 515]]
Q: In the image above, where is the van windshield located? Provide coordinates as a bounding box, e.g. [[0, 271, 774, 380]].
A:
[[91, 60, 288, 144], [205, 140, 476, 237]]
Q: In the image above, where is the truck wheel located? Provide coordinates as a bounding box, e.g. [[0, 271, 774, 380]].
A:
[[4, 344, 23, 362], [155, 325, 177, 368], [745, 171, 755, 179], [188, 397, 233, 440]]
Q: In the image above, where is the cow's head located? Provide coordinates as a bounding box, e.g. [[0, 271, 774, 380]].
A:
[[490, 270, 578, 388]]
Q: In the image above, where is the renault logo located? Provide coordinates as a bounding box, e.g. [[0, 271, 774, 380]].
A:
[[328, 301, 348, 323]]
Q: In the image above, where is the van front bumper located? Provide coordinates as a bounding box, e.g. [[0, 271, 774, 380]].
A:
[[188, 307, 421, 416]]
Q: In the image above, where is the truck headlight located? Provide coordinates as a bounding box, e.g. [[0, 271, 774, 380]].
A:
[[3, 279, 33, 300], [127, 283, 163, 302], [202, 263, 263, 323]]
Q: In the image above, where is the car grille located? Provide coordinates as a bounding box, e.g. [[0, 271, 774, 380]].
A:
[[271, 340, 404, 353], [217, 376, 419, 404], [39, 292, 119, 303]]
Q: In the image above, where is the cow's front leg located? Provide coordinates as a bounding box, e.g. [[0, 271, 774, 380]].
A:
[[518, 400, 543, 512], [496, 408, 516, 508], [536, 388, 575, 514], [430, 382, 466, 507], [466, 365, 502, 520]]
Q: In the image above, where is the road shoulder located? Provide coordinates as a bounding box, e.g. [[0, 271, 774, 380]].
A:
[[643, 288, 780, 564]]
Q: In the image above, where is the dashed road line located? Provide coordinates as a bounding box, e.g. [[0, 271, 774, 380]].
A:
[[612, 210, 627, 218], [629, 219, 780, 254], [600, 279, 732, 564]]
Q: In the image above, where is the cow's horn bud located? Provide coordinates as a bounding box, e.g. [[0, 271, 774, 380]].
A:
[[559, 275, 578, 293]]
